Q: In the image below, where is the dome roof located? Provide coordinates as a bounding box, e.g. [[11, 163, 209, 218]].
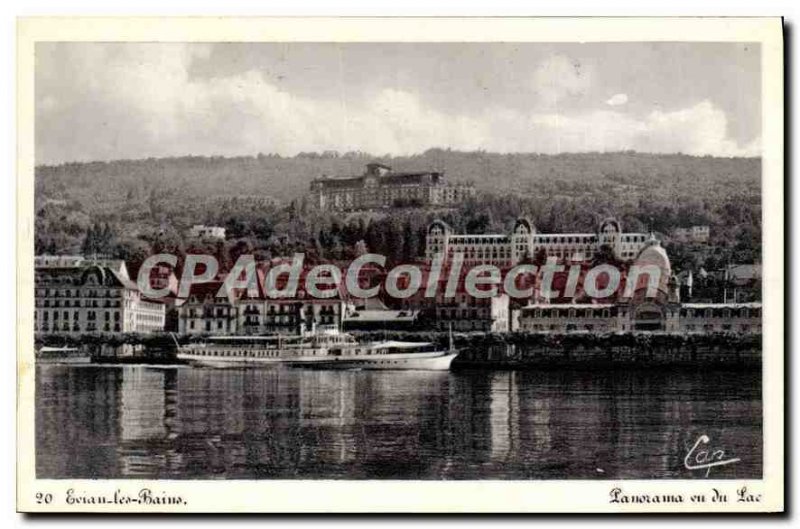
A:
[[628, 242, 672, 303], [634, 241, 672, 279]]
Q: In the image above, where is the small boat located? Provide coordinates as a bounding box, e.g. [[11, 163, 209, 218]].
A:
[[174, 326, 459, 371], [35, 346, 91, 364]]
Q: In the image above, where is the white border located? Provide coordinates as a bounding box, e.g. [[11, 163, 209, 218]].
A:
[[15, 16, 784, 514]]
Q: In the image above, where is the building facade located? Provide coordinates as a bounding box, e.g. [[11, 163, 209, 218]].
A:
[[309, 162, 475, 211], [673, 225, 710, 243], [239, 298, 351, 335], [430, 292, 510, 332], [515, 304, 619, 333], [343, 309, 421, 332], [677, 303, 761, 334], [188, 225, 226, 240], [178, 276, 352, 336], [34, 256, 165, 334], [426, 217, 652, 267], [514, 301, 761, 335], [177, 281, 239, 334]]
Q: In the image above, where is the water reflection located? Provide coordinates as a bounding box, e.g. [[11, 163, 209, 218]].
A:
[[36, 365, 761, 479]]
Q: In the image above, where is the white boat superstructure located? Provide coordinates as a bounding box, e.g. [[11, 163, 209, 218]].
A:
[[175, 326, 458, 371]]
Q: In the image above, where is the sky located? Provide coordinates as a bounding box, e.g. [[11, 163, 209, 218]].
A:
[[35, 42, 761, 164]]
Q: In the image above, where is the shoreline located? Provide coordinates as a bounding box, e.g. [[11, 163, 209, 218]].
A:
[[35, 331, 762, 369]]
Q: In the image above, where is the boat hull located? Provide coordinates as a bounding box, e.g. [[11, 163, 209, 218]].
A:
[[36, 355, 92, 364], [36, 347, 91, 364], [177, 350, 459, 371]]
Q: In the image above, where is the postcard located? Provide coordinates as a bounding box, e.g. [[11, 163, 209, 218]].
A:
[[16, 17, 784, 513]]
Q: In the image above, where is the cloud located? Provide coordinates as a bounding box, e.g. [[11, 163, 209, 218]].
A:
[[606, 93, 628, 106], [35, 45, 760, 163], [511, 101, 760, 157], [531, 54, 592, 108]]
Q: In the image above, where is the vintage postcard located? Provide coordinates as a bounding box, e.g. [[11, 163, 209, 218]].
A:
[[16, 17, 783, 513]]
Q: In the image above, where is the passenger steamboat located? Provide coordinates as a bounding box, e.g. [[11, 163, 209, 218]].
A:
[[35, 346, 91, 364], [174, 326, 459, 371]]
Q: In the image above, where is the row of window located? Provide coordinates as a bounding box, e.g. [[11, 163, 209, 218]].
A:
[[535, 236, 598, 244], [135, 313, 163, 323], [36, 310, 121, 321], [522, 323, 611, 332], [437, 321, 494, 331], [38, 322, 122, 332], [681, 308, 761, 318], [683, 324, 761, 332], [524, 308, 614, 319], [36, 288, 123, 298], [186, 304, 340, 317], [186, 320, 233, 331], [437, 308, 492, 319], [37, 299, 122, 308]]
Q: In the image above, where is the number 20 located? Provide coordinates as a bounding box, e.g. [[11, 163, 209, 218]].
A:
[[36, 492, 52, 504]]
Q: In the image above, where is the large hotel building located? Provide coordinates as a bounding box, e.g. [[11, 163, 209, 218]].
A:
[[423, 218, 761, 334], [34, 255, 166, 334], [309, 162, 475, 211], [426, 217, 652, 267]]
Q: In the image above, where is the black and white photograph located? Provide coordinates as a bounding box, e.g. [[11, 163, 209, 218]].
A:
[[15, 16, 784, 513]]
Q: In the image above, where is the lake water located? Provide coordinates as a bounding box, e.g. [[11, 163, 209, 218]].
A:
[[35, 364, 761, 480]]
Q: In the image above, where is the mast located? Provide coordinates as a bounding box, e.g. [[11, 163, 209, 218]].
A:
[[448, 322, 454, 352]]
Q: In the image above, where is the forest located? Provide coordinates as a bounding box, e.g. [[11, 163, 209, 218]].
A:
[[34, 149, 761, 279]]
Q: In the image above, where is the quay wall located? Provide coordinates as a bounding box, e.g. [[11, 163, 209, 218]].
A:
[[35, 331, 762, 368], [353, 331, 763, 369]]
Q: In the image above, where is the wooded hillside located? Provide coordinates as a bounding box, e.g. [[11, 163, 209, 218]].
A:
[[34, 149, 761, 275]]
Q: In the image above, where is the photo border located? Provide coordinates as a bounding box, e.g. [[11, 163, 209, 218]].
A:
[[16, 16, 784, 513]]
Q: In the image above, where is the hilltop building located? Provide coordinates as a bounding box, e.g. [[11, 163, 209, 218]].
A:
[[188, 225, 226, 240], [672, 225, 710, 243], [309, 162, 475, 211]]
